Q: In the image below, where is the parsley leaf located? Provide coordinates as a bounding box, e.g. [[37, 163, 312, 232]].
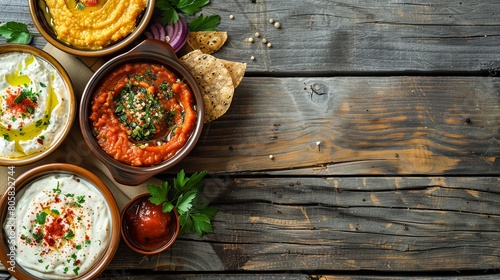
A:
[[36, 212, 48, 224], [175, 190, 196, 215], [156, 0, 180, 25], [0, 21, 32, 44], [14, 84, 39, 104], [155, 0, 216, 27], [147, 170, 217, 236], [147, 181, 170, 205], [175, 0, 209, 16], [188, 14, 221, 31], [64, 230, 75, 240]]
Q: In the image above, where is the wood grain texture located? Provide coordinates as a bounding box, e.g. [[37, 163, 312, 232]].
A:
[[1, 0, 499, 278], [105, 176, 499, 272], [173, 76, 499, 176], [96, 273, 500, 280], [2, 0, 500, 74]]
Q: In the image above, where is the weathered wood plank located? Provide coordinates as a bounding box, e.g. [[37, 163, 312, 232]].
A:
[[104, 176, 500, 272], [96, 273, 500, 280], [173, 76, 499, 176], [2, 0, 500, 73]]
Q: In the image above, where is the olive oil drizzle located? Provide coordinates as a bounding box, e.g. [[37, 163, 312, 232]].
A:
[[0, 55, 59, 155]]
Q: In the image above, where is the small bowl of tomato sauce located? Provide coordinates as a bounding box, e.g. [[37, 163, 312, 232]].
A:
[[121, 193, 180, 254], [80, 39, 204, 185]]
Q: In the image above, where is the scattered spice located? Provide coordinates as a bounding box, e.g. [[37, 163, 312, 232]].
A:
[[250, 56, 255, 61], [229, 14, 234, 20], [267, 42, 272, 48], [269, 154, 274, 159], [261, 38, 267, 44], [274, 22, 281, 29], [255, 32, 260, 38], [268, 18, 274, 24]]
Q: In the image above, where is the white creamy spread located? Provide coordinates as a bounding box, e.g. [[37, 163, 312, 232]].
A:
[[5, 174, 110, 279], [0, 52, 68, 159]]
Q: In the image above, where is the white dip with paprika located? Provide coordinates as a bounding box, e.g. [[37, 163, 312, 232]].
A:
[[0, 52, 69, 160], [5, 174, 111, 279]]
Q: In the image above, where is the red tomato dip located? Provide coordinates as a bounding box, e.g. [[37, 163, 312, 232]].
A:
[[89, 63, 197, 166], [123, 196, 177, 251]]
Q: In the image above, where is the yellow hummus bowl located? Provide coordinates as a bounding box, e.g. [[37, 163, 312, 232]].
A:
[[0, 45, 75, 166], [29, 0, 155, 57]]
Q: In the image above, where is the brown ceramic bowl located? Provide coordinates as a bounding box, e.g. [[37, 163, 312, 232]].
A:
[[0, 44, 75, 166], [29, 0, 155, 57], [121, 193, 180, 255], [0, 163, 121, 279], [79, 39, 204, 185]]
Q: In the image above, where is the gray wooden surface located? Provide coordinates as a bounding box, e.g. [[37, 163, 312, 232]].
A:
[[0, 0, 499, 279]]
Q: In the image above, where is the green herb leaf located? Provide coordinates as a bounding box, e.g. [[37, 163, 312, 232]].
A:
[[147, 182, 169, 205], [155, 0, 179, 25], [192, 213, 214, 236], [188, 14, 220, 31], [175, 190, 196, 214], [147, 169, 215, 236], [36, 212, 48, 224], [175, 0, 210, 16], [155, 0, 215, 26], [162, 201, 175, 212], [0, 21, 31, 44], [64, 230, 75, 240]]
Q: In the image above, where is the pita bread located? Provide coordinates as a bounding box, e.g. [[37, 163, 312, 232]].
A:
[[218, 59, 246, 88], [187, 31, 228, 54], [180, 50, 234, 123]]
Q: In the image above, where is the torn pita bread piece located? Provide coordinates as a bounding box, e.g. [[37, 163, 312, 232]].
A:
[[187, 31, 228, 54], [180, 50, 235, 123], [218, 58, 247, 88]]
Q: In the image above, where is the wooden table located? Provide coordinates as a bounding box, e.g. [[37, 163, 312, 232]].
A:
[[1, 0, 499, 279]]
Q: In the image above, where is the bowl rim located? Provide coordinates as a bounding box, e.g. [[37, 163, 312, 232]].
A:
[[0, 163, 121, 279], [28, 0, 156, 57], [120, 193, 180, 255], [79, 40, 204, 186], [0, 44, 76, 166]]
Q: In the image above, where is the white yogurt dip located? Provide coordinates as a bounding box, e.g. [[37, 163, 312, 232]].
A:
[[5, 174, 111, 279], [0, 52, 69, 159]]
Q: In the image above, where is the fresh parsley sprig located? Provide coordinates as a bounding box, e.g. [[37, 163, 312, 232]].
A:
[[155, 0, 220, 31], [147, 170, 217, 236], [0, 21, 32, 44], [14, 84, 40, 104]]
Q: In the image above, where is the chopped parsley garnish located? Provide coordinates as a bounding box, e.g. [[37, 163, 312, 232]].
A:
[[14, 84, 39, 104], [51, 209, 60, 215], [114, 75, 173, 142], [53, 181, 61, 194], [73, 267, 80, 276], [77, 195, 86, 204], [64, 230, 75, 240], [32, 232, 44, 243], [21, 234, 31, 243], [36, 212, 48, 224]]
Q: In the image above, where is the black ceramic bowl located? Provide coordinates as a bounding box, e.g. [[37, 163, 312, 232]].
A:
[[79, 40, 204, 185]]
